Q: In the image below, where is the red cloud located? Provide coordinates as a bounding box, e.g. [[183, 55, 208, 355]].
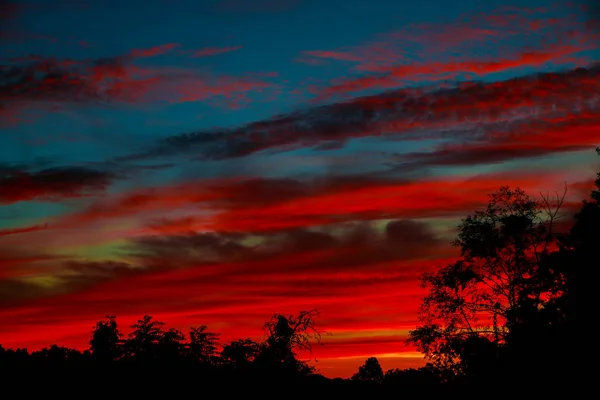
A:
[[0, 224, 48, 237], [396, 112, 600, 168], [302, 51, 363, 62], [188, 46, 242, 58], [300, 5, 597, 98], [318, 43, 592, 98], [40, 169, 568, 238], [129, 43, 180, 58], [206, 173, 557, 232], [0, 53, 278, 119], [132, 63, 599, 162]]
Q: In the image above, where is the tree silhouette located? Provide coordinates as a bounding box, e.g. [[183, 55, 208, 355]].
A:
[[351, 357, 384, 383], [221, 338, 260, 368], [156, 327, 186, 364], [256, 309, 323, 376], [189, 325, 220, 364], [263, 309, 323, 359], [408, 185, 567, 379], [125, 315, 165, 363], [89, 315, 122, 364]]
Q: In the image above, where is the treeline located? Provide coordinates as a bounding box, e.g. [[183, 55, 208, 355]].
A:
[[1, 311, 319, 377], [0, 310, 439, 388], [1, 150, 593, 387]]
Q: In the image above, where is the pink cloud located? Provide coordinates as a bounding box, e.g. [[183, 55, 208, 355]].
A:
[[187, 45, 243, 57], [129, 43, 181, 58], [302, 50, 363, 62]]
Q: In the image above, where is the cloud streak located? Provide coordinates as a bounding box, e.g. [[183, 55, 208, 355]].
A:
[[122, 64, 600, 162], [129, 43, 181, 58], [0, 52, 277, 121], [0, 166, 116, 204], [187, 46, 243, 58]]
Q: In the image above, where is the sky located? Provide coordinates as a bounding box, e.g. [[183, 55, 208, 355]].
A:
[[0, 0, 599, 377]]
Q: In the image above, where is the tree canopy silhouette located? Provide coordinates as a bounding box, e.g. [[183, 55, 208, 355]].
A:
[[90, 315, 122, 364], [407, 150, 593, 382], [407, 185, 570, 379], [189, 325, 220, 364], [352, 357, 384, 383], [255, 309, 325, 376]]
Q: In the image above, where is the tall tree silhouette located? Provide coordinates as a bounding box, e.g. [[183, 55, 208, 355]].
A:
[[89, 315, 122, 364], [157, 327, 186, 364], [125, 315, 165, 363], [351, 357, 384, 383], [408, 185, 567, 379], [257, 309, 323, 376], [189, 325, 220, 364]]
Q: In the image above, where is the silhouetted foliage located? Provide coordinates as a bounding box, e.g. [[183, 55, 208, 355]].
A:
[[221, 338, 261, 368], [351, 357, 384, 383], [189, 325, 220, 364], [90, 315, 122, 364], [254, 309, 324, 377], [407, 150, 592, 383], [125, 315, 165, 363], [0, 310, 332, 387]]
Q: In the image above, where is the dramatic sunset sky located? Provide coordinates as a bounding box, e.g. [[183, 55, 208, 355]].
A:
[[0, 0, 599, 377]]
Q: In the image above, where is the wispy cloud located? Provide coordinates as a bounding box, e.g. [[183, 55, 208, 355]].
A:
[[129, 43, 181, 58], [121, 64, 600, 162], [301, 6, 597, 98], [186, 46, 243, 58], [0, 166, 116, 204], [0, 50, 277, 124]]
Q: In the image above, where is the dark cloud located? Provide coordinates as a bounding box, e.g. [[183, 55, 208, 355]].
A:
[[0, 57, 135, 108], [0, 166, 117, 204], [390, 142, 592, 170], [0, 260, 135, 307], [124, 64, 600, 163], [129, 232, 251, 268], [0, 218, 444, 307], [399, 147, 557, 168], [63, 260, 136, 277], [0, 279, 44, 308], [129, 219, 444, 278], [385, 219, 440, 247], [0, 54, 275, 120], [386, 109, 600, 170]]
